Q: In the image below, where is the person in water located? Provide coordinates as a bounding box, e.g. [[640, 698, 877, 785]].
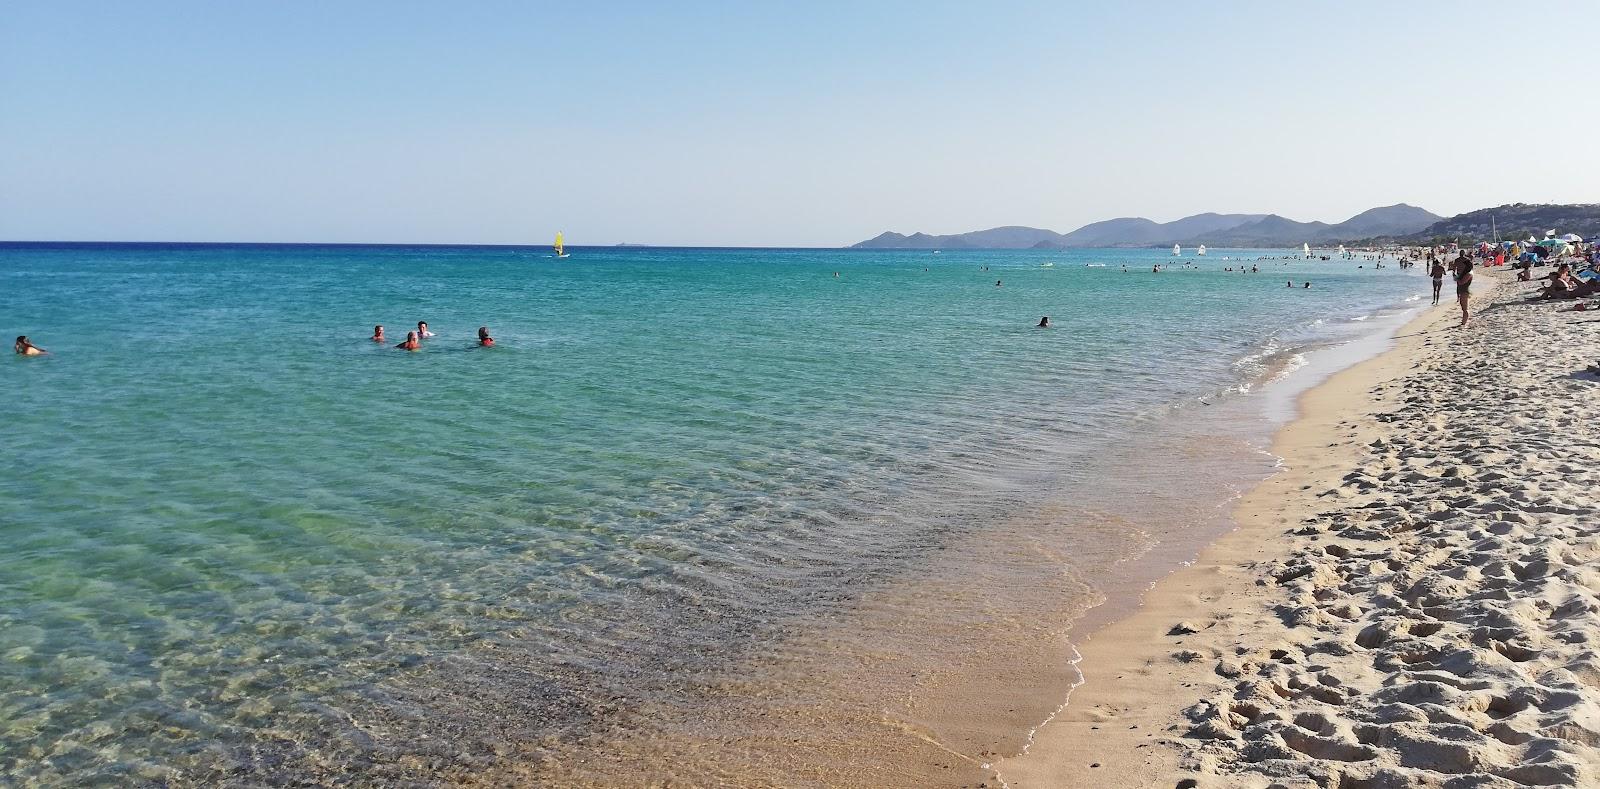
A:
[[417, 321, 435, 339], [372, 325, 385, 342], [1429, 259, 1447, 305], [1451, 254, 1474, 326], [1287, 280, 1294, 287], [13, 335, 47, 356], [995, 280, 1002, 287], [396, 331, 420, 351], [1303, 282, 1311, 289], [477, 326, 494, 347], [1037, 316, 1050, 328]]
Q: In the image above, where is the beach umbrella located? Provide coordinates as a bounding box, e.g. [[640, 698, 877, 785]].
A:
[[1560, 233, 1584, 243]]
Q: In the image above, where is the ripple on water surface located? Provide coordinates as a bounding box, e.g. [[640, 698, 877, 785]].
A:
[[0, 244, 1427, 783]]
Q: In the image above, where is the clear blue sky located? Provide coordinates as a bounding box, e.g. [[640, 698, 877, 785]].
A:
[[3, 1, 1596, 246]]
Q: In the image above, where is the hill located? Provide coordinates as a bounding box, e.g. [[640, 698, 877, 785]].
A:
[[852, 226, 1067, 249], [1333, 204, 1443, 238], [852, 204, 1439, 249], [1397, 204, 1600, 243]]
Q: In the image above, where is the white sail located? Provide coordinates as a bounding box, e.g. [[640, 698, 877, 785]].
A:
[[1197, 244, 1207, 256], [1172, 244, 1180, 256], [1303, 243, 1311, 258]]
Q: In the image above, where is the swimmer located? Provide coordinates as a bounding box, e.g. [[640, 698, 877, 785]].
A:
[[13, 335, 47, 356], [1303, 282, 1311, 289], [833, 272, 839, 278], [1037, 316, 1050, 328], [1287, 280, 1293, 287], [477, 326, 494, 347], [417, 321, 435, 339], [372, 325, 385, 342], [995, 280, 1002, 287], [396, 331, 420, 351]]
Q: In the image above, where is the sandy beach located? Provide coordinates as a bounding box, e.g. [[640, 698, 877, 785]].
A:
[[999, 268, 1600, 787]]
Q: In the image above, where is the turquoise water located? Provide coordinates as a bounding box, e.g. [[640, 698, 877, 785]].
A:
[[0, 244, 1423, 783]]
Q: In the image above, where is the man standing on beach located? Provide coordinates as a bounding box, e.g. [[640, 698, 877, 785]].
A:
[[1430, 259, 1447, 305], [1451, 253, 1474, 326]]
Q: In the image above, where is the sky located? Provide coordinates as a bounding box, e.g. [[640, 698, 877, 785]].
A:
[[2, 1, 1597, 247]]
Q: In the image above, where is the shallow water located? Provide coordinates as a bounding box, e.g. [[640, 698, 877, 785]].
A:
[[0, 244, 1424, 784]]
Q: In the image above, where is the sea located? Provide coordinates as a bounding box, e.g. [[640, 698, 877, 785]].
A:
[[0, 243, 1427, 785]]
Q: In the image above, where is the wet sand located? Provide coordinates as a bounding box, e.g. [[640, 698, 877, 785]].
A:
[[999, 269, 1600, 786]]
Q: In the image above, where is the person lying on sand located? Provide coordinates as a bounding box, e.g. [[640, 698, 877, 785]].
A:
[[13, 335, 47, 356], [1543, 270, 1578, 298]]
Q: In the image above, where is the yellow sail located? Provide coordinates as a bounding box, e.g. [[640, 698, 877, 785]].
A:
[[554, 231, 564, 256]]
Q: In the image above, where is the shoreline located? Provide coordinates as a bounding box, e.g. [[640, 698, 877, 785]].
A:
[[504, 268, 1446, 788], [995, 271, 1507, 787]]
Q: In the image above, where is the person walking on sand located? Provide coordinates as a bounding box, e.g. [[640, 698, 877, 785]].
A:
[[13, 335, 47, 356], [1451, 253, 1474, 326], [1430, 259, 1446, 305]]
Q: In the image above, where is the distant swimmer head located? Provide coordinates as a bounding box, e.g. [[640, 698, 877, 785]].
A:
[[372, 324, 385, 341], [1304, 282, 1311, 288], [1037, 316, 1050, 328], [995, 280, 1002, 286]]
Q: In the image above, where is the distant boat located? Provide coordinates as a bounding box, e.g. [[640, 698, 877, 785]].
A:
[[554, 232, 570, 258], [1172, 244, 1181, 256], [1302, 243, 1311, 258], [932, 250, 941, 254], [1040, 262, 1055, 268], [1197, 245, 1207, 256]]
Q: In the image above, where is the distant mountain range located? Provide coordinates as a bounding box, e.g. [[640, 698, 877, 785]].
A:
[[851, 204, 1443, 249]]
